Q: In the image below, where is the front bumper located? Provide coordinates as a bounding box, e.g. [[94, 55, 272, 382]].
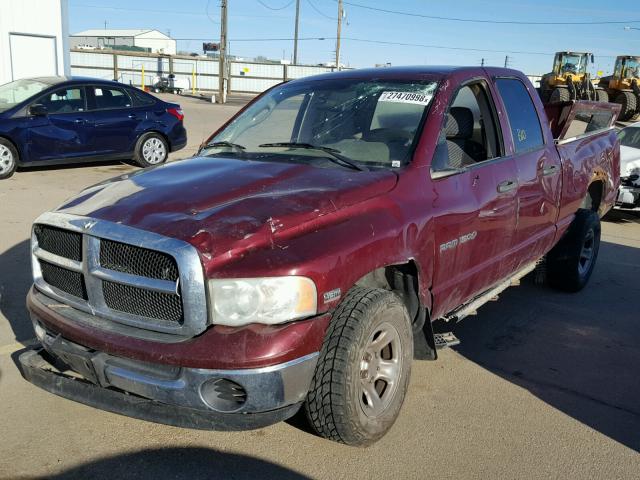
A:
[[18, 322, 318, 430]]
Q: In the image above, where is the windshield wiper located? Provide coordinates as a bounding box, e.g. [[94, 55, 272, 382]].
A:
[[258, 142, 367, 171], [204, 141, 246, 151]]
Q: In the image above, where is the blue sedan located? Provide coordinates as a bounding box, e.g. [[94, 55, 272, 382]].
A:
[[0, 76, 187, 179]]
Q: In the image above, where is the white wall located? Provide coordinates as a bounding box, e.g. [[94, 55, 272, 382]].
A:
[[135, 31, 176, 55], [0, 0, 69, 84]]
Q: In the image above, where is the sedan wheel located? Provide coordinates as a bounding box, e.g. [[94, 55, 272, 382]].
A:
[[0, 141, 17, 179], [142, 137, 167, 165]]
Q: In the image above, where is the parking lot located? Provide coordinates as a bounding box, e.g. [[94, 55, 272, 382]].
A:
[[1, 94, 639, 479]]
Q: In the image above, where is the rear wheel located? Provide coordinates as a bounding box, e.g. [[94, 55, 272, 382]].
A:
[[550, 87, 571, 103], [304, 287, 413, 446], [615, 91, 636, 121], [133, 132, 169, 168], [0, 138, 18, 180], [547, 209, 601, 292]]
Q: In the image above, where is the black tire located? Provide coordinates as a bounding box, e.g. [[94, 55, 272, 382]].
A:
[[0, 138, 18, 180], [615, 91, 636, 121], [595, 89, 609, 103], [305, 287, 413, 446], [550, 87, 571, 103], [547, 209, 601, 292], [133, 132, 169, 168]]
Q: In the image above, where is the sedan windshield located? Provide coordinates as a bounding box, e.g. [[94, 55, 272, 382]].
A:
[[203, 78, 438, 169], [0, 79, 50, 112], [618, 126, 640, 149]]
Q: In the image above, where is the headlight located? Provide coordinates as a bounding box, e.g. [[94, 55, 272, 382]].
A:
[[208, 276, 317, 326]]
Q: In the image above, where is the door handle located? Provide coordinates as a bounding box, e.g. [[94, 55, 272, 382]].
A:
[[73, 118, 85, 124], [128, 114, 137, 119], [497, 179, 518, 193], [542, 164, 558, 176]]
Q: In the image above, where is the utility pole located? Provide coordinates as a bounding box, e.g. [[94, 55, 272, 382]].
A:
[[504, 55, 510, 68], [293, 0, 300, 65], [481, 58, 485, 67], [218, 0, 228, 104], [335, 0, 343, 70]]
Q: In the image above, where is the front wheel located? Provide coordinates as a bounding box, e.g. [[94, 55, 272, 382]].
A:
[[0, 138, 18, 180], [304, 287, 413, 446], [547, 209, 601, 292], [133, 133, 169, 168]]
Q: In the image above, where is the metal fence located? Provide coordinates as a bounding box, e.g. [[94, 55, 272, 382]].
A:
[[70, 50, 337, 94], [70, 50, 544, 94]]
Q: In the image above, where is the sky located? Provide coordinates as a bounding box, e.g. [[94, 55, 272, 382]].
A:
[[68, 0, 640, 75]]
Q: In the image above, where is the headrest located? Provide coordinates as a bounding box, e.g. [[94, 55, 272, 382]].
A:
[[445, 107, 474, 139]]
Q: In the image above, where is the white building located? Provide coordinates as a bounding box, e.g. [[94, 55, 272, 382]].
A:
[[0, 0, 70, 84], [70, 29, 177, 55]]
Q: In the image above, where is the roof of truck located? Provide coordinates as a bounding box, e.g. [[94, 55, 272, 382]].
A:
[[291, 65, 522, 83]]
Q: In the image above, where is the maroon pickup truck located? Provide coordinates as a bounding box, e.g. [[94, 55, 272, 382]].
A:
[[19, 66, 620, 446]]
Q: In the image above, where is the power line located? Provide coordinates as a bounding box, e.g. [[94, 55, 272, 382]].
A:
[[335, 0, 640, 25], [256, 0, 295, 10], [306, 0, 337, 20]]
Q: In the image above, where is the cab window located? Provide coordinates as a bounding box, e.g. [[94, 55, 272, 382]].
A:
[[431, 81, 503, 173], [495, 78, 544, 153]]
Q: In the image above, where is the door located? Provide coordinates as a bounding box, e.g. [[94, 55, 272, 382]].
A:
[[430, 80, 519, 317], [10, 34, 57, 80], [27, 86, 96, 161], [88, 85, 145, 155], [494, 78, 562, 266]]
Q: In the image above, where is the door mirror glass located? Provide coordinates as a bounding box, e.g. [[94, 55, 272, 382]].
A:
[[29, 104, 48, 116]]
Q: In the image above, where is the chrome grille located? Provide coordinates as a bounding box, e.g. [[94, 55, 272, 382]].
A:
[[39, 260, 87, 300], [100, 239, 179, 281], [103, 281, 183, 324], [34, 225, 82, 261], [31, 213, 208, 338]]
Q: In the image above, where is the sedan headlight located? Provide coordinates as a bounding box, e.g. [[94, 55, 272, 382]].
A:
[[208, 276, 317, 326]]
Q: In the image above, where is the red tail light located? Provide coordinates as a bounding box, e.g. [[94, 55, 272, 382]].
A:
[[167, 107, 184, 121]]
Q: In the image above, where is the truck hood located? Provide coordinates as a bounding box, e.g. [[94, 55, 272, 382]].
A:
[[57, 156, 398, 261]]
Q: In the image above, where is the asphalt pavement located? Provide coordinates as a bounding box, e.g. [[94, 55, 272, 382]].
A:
[[0, 94, 638, 479]]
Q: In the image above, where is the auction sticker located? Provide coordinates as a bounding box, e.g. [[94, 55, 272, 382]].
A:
[[378, 91, 433, 105]]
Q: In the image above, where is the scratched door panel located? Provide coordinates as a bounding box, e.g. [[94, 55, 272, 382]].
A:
[[430, 156, 518, 317]]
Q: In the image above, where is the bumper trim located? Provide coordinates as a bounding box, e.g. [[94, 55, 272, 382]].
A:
[[18, 348, 302, 431]]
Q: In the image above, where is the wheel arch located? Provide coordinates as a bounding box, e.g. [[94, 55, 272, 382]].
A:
[[138, 129, 172, 152], [582, 179, 605, 215], [354, 260, 437, 360]]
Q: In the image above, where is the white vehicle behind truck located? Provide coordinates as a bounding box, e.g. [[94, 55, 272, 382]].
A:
[[616, 123, 640, 210]]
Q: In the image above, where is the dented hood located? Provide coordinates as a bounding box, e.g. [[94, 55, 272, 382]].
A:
[[57, 156, 397, 260]]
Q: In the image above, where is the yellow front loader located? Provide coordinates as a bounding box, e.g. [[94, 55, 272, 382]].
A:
[[539, 51, 607, 104], [599, 55, 640, 121]]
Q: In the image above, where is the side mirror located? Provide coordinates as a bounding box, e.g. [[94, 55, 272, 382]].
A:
[[29, 104, 48, 116]]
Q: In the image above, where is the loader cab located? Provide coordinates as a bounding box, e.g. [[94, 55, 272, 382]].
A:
[[611, 56, 640, 89], [552, 52, 593, 80]]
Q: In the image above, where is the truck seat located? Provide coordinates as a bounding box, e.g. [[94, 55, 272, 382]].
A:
[[445, 107, 485, 168]]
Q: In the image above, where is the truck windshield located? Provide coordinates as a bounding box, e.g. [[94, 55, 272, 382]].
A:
[[203, 78, 438, 169], [0, 79, 50, 112], [623, 58, 640, 79]]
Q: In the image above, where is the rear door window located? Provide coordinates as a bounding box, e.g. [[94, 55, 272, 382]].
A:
[[91, 86, 133, 110], [495, 78, 544, 153]]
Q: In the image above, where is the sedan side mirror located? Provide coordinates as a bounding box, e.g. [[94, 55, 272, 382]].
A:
[[29, 104, 48, 116]]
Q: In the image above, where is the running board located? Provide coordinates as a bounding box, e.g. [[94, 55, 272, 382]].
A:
[[440, 262, 537, 323], [434, 332, 460, 349]]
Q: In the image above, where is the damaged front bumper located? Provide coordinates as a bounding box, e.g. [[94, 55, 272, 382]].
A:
[[18, 321, 318, 431]]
